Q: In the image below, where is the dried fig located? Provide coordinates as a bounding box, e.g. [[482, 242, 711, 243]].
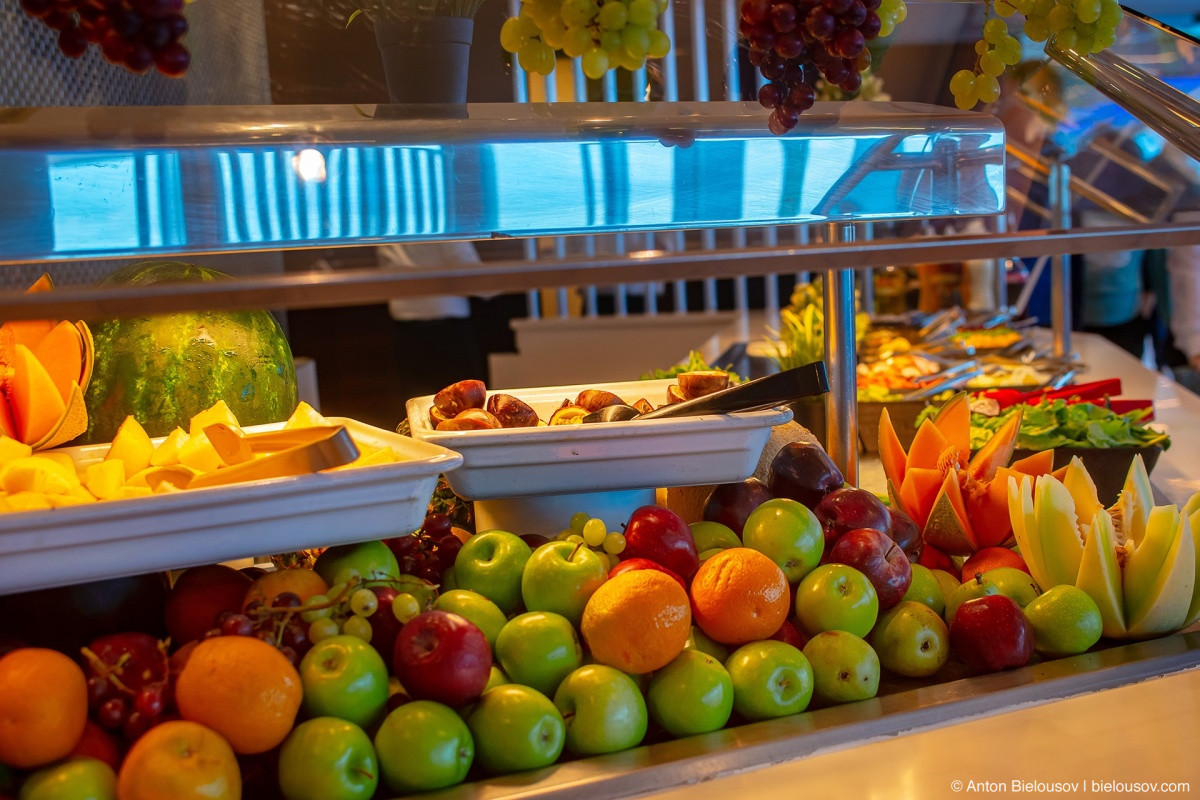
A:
[[433, 379, 486, 417], [486, 393, 539, 428], [574, 389, 626, 413], [436, 407, 502, 431], [677, 370, 730, 400]]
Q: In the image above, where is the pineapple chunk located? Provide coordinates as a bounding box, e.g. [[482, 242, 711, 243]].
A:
[[333, 445, 399, 470], [111, 485, 154, 501], [178, 433, 223, 474], [37, 451, 81, 486], [0, 436, 33, 466], [150, 427, 189, 467], [284, 401, 330, 429], [85, 460, 126, 500], [189, 400, 241, 438], [0, 457, 76, 495], [6, 491, 53, 511], [106, 416, 153, 480]]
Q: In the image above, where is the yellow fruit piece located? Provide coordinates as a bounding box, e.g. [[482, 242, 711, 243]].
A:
[[112, 485, 154, 501], [106, 416, 154, 480], [1061, 457, 1103, 530], [5, 491, 53, 511], [0, 436, 33, 466], [46, 492, 95, 508], [0, 456, 76, 495], [1009, 475, 1050, 592], [332, 444, 398, 471], [178, 433, 223, 474], [1034, 477, 1084, 589], [150, 428, 189, 467], [1124, 506, 1193, 636], [284, 402, 329, 429], [86, 460, 127, 500], [36, 451, 80, 484], [1122, 455, 1154, 545], [1077, 510, 1126, 638], [189, 400, 241, 438]]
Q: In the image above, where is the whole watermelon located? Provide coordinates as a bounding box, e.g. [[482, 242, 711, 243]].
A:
[[83, 261, 298, 444]]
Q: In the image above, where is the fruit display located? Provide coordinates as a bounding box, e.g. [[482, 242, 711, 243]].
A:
[[84, 261, 297, 445], [499, 0, 672, 79], [18, 0, 192, 77], [5, 404, 1200, 799]]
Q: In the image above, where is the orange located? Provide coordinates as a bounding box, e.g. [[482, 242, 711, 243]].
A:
[[0, 647, 88, 768], [690, 547, 790, 645], [580, 569, 691, 674], [174, 636, 302, 755], [242, 567, 328, 611], [117, 719, 241, 800]]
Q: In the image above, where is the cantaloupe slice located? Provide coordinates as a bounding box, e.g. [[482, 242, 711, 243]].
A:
[[0, 393, 15, 441], [907, 419, 955, 472], [76, 321, 94, 393], [30, 382, 87, 450], [3, 274, 57, 350], [898, 466, 944, 530], [924, 469, 977, 556], [967, 466, 1019, 550], [31, 320, 86, 404], [105, 416, 154, 480], [10, 344, 65, 445], [1011, 449, 1054, 476], [967, 408, 1024, 483], [877, 408, 908, 490], [932, 392, 971, 456]]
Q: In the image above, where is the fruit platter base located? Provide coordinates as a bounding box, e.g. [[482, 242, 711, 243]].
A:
[[0, 418, 462, 596], [406, 379, 792, 501], [412, 630, 1200, 800], [473, 488, 657, 538]]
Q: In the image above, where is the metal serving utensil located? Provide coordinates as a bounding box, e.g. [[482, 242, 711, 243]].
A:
[[188, 424, 360, 488]]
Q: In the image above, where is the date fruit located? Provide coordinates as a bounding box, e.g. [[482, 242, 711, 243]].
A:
[[437, 408, 502, 431], [677, 370, 730, 400], [433, 379, 486, 417], [486, 394, 539, 428], [575, 389, 626, 413]]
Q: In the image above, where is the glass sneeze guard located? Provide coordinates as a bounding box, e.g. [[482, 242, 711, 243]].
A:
[[0, 101, 1005, 264]]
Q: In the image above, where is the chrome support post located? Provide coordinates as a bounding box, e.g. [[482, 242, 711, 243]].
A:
[[1049, 161, 1072, 357], [823, 223, 858, 484]]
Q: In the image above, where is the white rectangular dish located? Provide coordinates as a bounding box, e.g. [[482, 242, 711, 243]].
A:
[[406, 379, 792, 500], [0, 418, 462, 595]]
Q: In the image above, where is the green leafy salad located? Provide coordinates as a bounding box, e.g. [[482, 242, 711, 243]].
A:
[[641, 351, 744, 383], [916, 399, 1170, 452]]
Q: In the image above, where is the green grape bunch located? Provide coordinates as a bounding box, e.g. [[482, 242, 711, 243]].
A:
[[500, 0, 672, 78], [950, 0, 1122, 110]]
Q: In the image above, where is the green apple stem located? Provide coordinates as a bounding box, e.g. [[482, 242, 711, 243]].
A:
[[569, 542, 586, 562]]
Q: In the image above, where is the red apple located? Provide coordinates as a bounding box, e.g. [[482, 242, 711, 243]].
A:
[[918, 543, 955, 573], [393, 610, 491, 708], [828, 528, 912, 610], [68, 720, 122, 770], [607, 557, 687, 590], [949, 594, 1034, 671], [702, 478, 774, 536], [164, 564, 253, 645], [766, 442, 844, 510], [887, 506, 923, 562], [621, 505, 700, 581], [960, 547, 1030, 583], [768, 618, 809, 650], [814, 488, 891, 555]]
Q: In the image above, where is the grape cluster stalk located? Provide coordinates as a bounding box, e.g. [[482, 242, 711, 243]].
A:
[[950, 0, 1122, 110], [18, 0, 190, 77], [740, 0, 906, 135], [500, 0, 672, 79]]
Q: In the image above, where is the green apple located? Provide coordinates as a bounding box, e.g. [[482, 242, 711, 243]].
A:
[[1024, 584, 1103, 656], [374, 700, 474, 792], [520, 541, 608, 627], [495, 611, 582, 697], [868, 600, 950, 678], [433, 590, 509, 651], [944, 573, 1001, 626], [684, 625, 730, 662], [441, 566, 459, 591], [553, 665, 648, 755], [698, 547, 726, 562], [299, 635, 390, 729], [485, 664, 510, 692], [18, 758, 116, 800], [689, 521, 741, 553], [981, 567, 1040, 608], [724, 640, 814, 720], [794, 563, 879, 637], [646, 649, 734, 737], [466, 685, 566, 774], [932, 569, 961, 607], [314, 541, 400, 586], [454, 530, 533, 614], [803, 630, 880, 704], [742, 498, 825, 583], [278, 717, 379, 800], [901, 564, 945, 616]]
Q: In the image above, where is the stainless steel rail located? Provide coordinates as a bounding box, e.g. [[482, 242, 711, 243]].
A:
[[6, 221, 1200, 320]]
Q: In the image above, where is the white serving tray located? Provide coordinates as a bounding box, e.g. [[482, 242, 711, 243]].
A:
[[0, 418, 462, 596], [406, 379, 792, 501]]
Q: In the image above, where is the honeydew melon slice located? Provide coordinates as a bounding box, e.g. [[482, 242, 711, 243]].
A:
[[1184, 508, 1200, 628], [1124, 505, 1194, 637], [1077, 510, 1127, 638], [1121, 456, 1155, 546], [1034, 476, 1085, 589], [1062, 457, 1103, 532]]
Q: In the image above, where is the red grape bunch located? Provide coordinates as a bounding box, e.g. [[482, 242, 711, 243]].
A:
[[81, 632, 175, 743], [741, 0, 895, 135], [18, 0, 191, 77]]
